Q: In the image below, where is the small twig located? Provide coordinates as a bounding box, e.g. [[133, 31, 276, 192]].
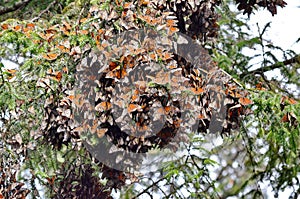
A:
[[31, 0, 57, 22], [0, 67, 5, 89], [76, 7, 85, 26], [164, 182, 186, 198]]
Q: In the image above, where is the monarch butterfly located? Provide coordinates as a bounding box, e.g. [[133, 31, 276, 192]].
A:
[[168, 26, 178, 34], [190, 87, 205, 95], [95, 102, 112, 111], [79, 18, 87, 23], [13, 25, 22, 31], [127, 103, 142, 113], [43, 53, 58, 61], [49, 71, 62, 82], [23, 23, 35, 32], [1, 23, 9, 30], [97, 128, 108, 138], [239, 97, 253, 106], [62, 21, 72, 30], [78, 29, 89, 35], [39, 32, 55, 42]]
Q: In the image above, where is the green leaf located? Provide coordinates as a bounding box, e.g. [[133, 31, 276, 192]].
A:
[[204, 158, 218, 165], [57, 152, 65, 163]]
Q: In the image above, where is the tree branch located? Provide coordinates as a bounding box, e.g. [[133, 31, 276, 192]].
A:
[[133, 178, 165, 199], [0, 0, 32, 15], [240, 54, 300, 78], [31, 0, 56, 22]]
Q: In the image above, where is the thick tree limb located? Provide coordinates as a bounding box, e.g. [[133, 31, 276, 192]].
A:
[[240, 54, 300, 78], [0, 0, 32, 15]]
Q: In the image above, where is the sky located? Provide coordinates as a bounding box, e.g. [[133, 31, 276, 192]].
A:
[[242, 0, 300, 72], [247, 0, 300, 52]]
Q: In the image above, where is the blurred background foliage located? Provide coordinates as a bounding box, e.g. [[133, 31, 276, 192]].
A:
[[0, 0, 299, 198]]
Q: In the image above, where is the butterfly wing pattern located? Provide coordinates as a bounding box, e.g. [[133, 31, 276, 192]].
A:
[[72, 26, 253, 175]]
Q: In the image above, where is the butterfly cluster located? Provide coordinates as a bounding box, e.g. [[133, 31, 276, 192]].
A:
[[53, 163, 113, 198], [280, 96, 298, 127], [8, 0, 255, 195], [71, 23, 257, 180], [39, 85, 80, 150], [236, 0, 287, 16], [74, 29, 189, 172], [0, 166, 30, 199]]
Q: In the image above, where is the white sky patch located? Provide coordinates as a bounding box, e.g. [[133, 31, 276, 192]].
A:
[[238, 0, 300, 69], [248, 0, 300, 52], [1, 58, 19, 69]]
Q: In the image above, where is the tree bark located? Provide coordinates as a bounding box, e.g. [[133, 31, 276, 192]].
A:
[[0, 0, 32, 15], [240, 54, 300, 78]]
